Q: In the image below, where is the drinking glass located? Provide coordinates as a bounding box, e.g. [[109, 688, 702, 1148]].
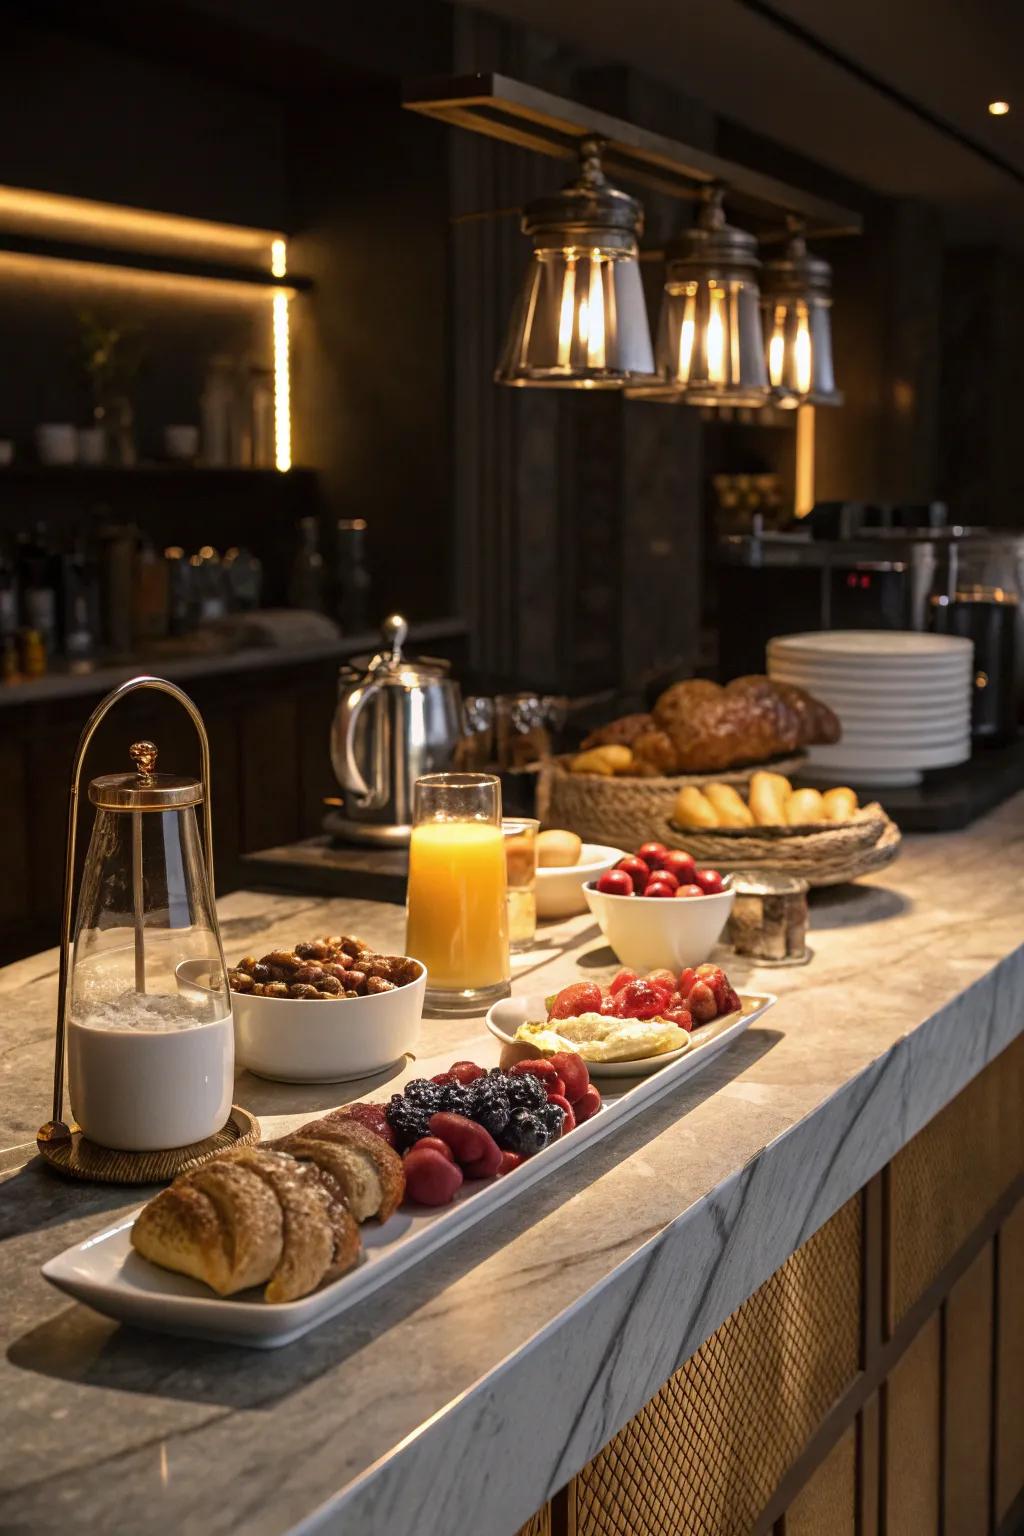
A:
[[405, 773, 511, 1014], [503, 817, 539, 952]]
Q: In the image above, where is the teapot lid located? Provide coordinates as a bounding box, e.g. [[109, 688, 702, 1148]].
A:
[[89, 740, 203, 811], [351, 613, 451, 687]]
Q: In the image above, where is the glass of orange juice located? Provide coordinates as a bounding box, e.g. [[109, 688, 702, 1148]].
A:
[[405, 772, 511, 1014]]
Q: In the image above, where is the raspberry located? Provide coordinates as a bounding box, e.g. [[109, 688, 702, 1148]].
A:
[[548, 981, 603, 1020], [609, 968, 638, 996]]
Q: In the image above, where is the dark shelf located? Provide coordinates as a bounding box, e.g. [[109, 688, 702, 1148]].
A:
[[0, 230, 311, 293], [0, 464, 316, 485]]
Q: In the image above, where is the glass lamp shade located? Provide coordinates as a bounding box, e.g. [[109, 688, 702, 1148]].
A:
[[762, 234, 842, 406], [495, 139, 655, 388], [638, 186, 769, 408]]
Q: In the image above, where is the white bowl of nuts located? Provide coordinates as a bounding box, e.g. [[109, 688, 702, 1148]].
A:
[[228, 935, 426, 1083]]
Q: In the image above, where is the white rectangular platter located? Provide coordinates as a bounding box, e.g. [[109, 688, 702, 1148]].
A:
[[42, 991, 776, 1348]]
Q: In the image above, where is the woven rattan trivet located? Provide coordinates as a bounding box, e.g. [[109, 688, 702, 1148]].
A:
[[36, 1105, 260, 1185]]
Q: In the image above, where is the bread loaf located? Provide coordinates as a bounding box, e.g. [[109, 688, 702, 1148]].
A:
[[650, 676, 840, 773]]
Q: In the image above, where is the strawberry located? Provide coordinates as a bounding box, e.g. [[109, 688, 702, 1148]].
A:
[[547, 1051, 590, 1104], [614, 978, 669, 1020], [609, 968, 638, 996], [677, 967, 697, 999], [663, 1006, 694, 1030], [573, 1084, 602, 1123], [644, 969, 677, 997], [548, 981, 603, 1020], [497, 1150, 524, 1176], [686, 979, 718, 1024], [406, 1135, 456, 1162]]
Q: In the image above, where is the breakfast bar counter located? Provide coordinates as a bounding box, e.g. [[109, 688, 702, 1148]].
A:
[[2, 794, 1024, 1536]]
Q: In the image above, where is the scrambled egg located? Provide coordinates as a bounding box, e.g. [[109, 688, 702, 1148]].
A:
[[514, 1012, 689, 1063]]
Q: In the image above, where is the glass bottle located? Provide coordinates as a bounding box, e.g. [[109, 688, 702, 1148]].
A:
[[335, 518, 372, 633], [289, 517, 326, 612]]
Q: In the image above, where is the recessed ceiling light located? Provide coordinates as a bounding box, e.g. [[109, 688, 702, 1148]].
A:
[[988, 100, 1011, 116]]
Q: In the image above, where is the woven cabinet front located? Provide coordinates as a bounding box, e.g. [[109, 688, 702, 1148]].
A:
[[887, 1033, 1024, 1329], [570, 1195, 862, 1536]]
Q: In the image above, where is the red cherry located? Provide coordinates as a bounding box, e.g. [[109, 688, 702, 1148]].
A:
[[615, 855, 651, 894], [597, 869, 633, 897], [675, 883, 705, 899], [694, 867, 725, 895], [609, 968, 638, 995], [637, 841, 669, 869], [661, 849, 697, 883], [648, 869, 678, 892], [644, 880, 676, 898]]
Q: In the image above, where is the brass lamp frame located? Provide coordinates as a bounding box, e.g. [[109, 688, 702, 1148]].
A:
[[38, 675, 221, 1146]]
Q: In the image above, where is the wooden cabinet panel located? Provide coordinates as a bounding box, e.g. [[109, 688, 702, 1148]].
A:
[[996, 1199, 1024, 1523], [239, 692, 301, 853], [887, 1037, 1024, 1329], [884, 1313, 941, 1535], [943, 1242, 994, 1536], [570, 1197, 862, 1536], [784, 1423, 856, 1536]]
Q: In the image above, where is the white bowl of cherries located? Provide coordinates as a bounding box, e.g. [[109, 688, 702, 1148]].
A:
[[583, 841, 733, 972]]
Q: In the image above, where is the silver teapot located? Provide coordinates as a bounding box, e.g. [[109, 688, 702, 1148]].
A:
[[329, 614, 463, 843]]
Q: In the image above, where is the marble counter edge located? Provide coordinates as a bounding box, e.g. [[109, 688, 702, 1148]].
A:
[[288, 939, 1024, 1536]]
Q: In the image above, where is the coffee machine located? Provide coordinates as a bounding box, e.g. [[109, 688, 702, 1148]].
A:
[[717, 504, 1024, 743]]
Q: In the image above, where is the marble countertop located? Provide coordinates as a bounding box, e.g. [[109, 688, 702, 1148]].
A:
[[3, 796, 1024, 1536]]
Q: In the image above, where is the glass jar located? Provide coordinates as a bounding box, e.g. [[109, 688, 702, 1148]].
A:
[[50, 684, 234, 1154], [405, 772, 510, 1014]]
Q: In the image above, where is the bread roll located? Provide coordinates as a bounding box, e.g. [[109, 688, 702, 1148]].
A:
[[537, 829, 582, 867], [785, 788, 825, 825], [822, 786, 858, 822], [704, 783, 755, 827], [673, 786, 719, 828], [748, 771, 791, 826], [570, 745, 633, 776]]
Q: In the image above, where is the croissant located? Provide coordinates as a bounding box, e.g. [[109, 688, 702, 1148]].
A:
[[131, 1114, 405, 1302], [652, 676, 840, 773], [276, 1116, 405, 1222]]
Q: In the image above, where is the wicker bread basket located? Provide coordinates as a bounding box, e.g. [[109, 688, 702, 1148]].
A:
[[537, 754, 807, 853], [538, 760, 901, 887]]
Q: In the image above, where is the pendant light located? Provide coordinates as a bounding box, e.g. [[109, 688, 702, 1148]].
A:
[[495, 137, 655, 388], [761, 224, 841, 406], [639, 184, 769, 407]]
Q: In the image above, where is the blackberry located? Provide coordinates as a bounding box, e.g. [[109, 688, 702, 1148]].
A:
[[499, 1108, 552, 1158], [464, 1076, 511, 1138], [403, 1078, 444, 1111], [436, 1080, 471, 1115], [537, 1102, 565, 1142], [498, 1071, 548, 1112], [385, 1094, 432, 1150]]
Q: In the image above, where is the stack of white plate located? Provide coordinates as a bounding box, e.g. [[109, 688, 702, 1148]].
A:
[[767, 631, 974, 787]]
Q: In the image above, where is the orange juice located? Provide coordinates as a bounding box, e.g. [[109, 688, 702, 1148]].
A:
[[405, 820, 510, 991]]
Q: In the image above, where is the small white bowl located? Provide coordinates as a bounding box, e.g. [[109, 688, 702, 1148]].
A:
[[232, 963, 427, 1083], [536, 843, 626, 920], [583, 880, 735, 972]]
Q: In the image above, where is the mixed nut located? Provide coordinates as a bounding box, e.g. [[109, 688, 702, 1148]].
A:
[[228, 935, 421, 1001]]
